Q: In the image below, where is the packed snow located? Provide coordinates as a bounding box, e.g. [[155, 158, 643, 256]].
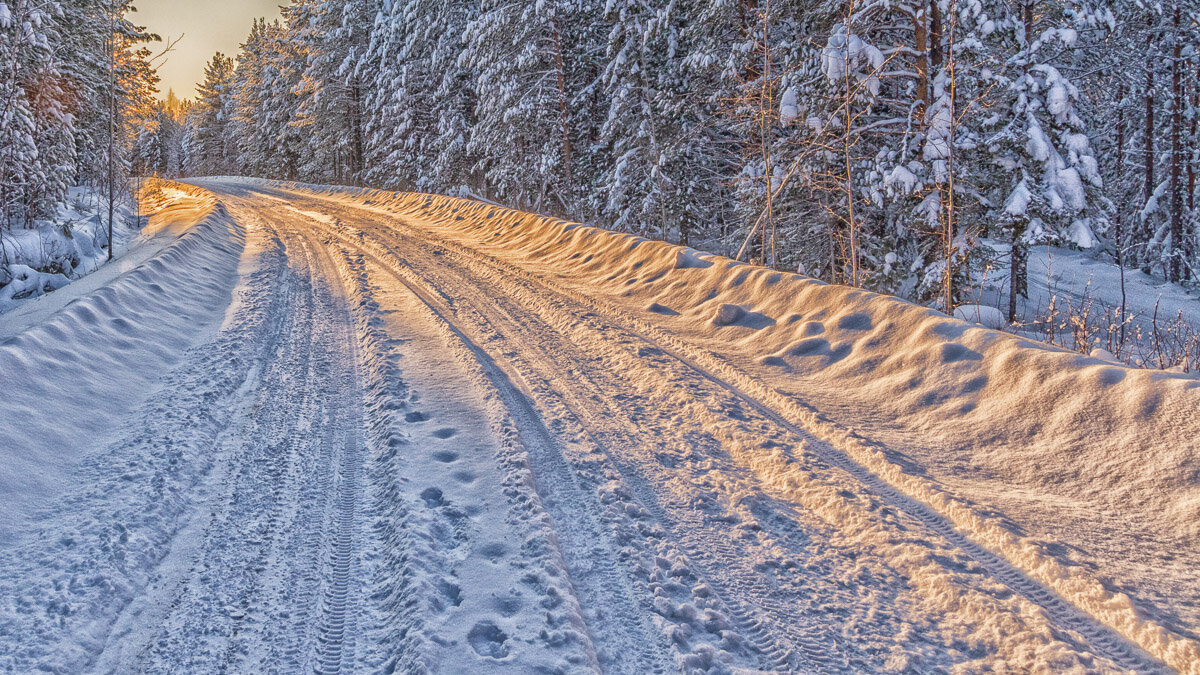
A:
[[0, 179, 1196, 673]]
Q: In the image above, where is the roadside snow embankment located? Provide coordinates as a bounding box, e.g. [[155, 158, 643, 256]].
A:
[[0, 184, 244, 541], [242, 180, 1200, 672]]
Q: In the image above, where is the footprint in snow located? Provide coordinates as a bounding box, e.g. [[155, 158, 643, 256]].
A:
[[437, 578, 463, 607], [420, 487, 445, 508], [432, 427, 457, 439], [468, 621, 510, 659], [478, 542, 507, 563], [494, 594, 523, 617]]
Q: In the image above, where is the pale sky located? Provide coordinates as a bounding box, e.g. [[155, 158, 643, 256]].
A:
[[133, 0, 285, 99]]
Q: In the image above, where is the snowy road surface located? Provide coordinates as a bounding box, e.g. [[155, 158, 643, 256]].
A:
[[1, 179, 1197, 673]]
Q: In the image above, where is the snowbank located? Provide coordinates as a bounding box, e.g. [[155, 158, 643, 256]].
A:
[[220, 179, 1199, 672], [0, 184, 244, 540], [0, 189, 138, 313]]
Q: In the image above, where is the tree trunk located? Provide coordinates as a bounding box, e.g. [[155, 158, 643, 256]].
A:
[[940, 3, 955, 314], [1168, 5, 1183, 282], [1142, 14, 1156, 273], [1188, 61, 1198, 278], [107, 22, 116, 262], [349, 78, 365, 186], [1115, 82, 1128, 338], [914, 9, 928, 114], [929, 1, 944, 72], [550, 18, 573, 203], [760, 0, 775, 267], [1115, 81, 1127, 250], [1009, 231, 1027, 323]]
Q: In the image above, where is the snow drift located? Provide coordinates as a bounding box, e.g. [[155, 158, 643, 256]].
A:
[[0, 189, 136, 313], [0, 184, 245, 540]]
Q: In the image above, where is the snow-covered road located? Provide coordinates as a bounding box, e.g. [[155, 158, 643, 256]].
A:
[[1, 179, 1196, 673]]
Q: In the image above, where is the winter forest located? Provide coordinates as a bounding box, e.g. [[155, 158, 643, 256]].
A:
[[8, 2, 1200, 670], [3, 0, 1200, 322]]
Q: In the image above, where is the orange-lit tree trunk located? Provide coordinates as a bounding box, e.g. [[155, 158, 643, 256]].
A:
[[550, 18, 573, 200]]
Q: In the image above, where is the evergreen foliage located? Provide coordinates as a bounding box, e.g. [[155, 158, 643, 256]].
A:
[[6, 0, 1198, 310]]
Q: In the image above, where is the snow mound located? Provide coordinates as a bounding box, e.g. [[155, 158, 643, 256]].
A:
[[0, 184, 244, 537], [953, 304, 1007, 329], [0, 265, 71, 306], [712, 304, 746, 326]]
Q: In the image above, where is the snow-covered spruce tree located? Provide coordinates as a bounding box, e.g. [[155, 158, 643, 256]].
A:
[[0, 0, 63, 232], [232, 19, 304, 180], [358, 0, 441, 191], [673, 0, 765, 259], [359, 0, 481, 192], [595, 0, 731, 245], [978, 1, 1111, 320], [53, 0, 110, 194], [426, 0, 481, 192]]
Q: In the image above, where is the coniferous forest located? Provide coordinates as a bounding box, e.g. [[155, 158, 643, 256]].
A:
[[3, 0, 1200, 316], [6, 4, 1200, 672]]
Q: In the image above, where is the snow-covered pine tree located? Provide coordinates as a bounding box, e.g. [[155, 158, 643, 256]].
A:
[[287, 0, 376, 185], [186, 53, 237, 176], [462, 0, 605, 214]]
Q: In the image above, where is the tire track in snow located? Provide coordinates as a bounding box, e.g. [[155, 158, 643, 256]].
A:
[[117, 200, 370, 672], [297, 230, 368, 675], [314, 227, 674, 673], [293, 213, 614, 672], [363, 197, 1166, 673], [234, 205, 383, 673], [366, 251, 869, 673], [312, 425, 364, 674]]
